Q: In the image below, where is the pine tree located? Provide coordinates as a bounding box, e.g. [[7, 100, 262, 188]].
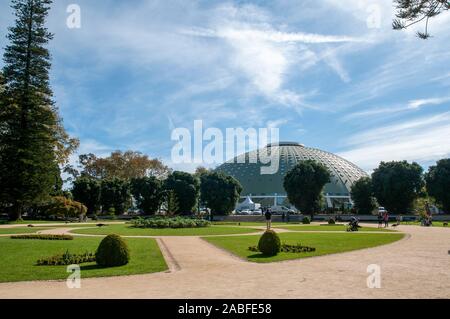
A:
[[0, 0, 65, 220]]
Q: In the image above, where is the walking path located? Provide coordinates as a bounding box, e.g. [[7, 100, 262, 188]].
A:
[[0, 225, 449, 299]]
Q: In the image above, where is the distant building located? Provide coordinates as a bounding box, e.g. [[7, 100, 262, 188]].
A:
[[216, 142, 368, 209]]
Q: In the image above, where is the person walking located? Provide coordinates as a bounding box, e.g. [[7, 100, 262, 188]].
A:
[[265, 208, 272, 230], [384, 211, 389, 228]]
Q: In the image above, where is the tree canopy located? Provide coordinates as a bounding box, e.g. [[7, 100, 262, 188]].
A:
[[71, 177, 101, 214], [72, 151, 171, 181], [0, 0, 77, 220], [130, 176, 164, 215], [200, 172, 242, 215], [164, 171, 200, 215], [100, 178, 131, 215], [393, 0, 450, 39], [283, 160, 330, 218], [351, 177, 377, 215], [372, 161, 424, 214], [425, 158, 450, 213]]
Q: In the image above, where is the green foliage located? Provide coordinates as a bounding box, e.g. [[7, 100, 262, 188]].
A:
[[249, 243, 316, 253], [100, 178, 131, 215], [257, 230, 281, 256], [11, 234, 73, 240], [164, 171, 200, 215], [283, 160, 331, 218], [72, 177, 101, 214], [0, 0, 60, 220], [131, 216, 211, 229], [95, 234, 130, 267], [328, 218, 336, 225], [302, 216, 311, 224], [351, 177, 377, 215], [164, 190, 179, 215], [42, 197, 87, 220], [393, 0, 449, 39], [426, 159, 450, 213], [37, 250, 95, 266], [372, 161, 424, 214], [200, 172, 242, 215], [130, 176, 163, 215]]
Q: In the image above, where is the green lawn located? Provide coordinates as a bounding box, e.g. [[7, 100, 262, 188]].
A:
[[0, 236, 167, 283], [400, 221, 450, 228], [0, 227, 52, 235], [204, 232, 405, 263], [275, 224, 396, 232], [70, 224, 260, 236]]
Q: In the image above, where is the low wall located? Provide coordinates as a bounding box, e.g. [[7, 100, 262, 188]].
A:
[[213, 214, 450, 222]]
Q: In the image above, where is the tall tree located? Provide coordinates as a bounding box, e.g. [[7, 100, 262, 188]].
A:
[[71, 176, 101, 215], [100, 178, 131, 215], [393, 0, 450, 39], [75, 151, 171, 180], [164, 171, 200, 215], [372, 161, 424, 214], [425, 158, 450, 213], [283, 160, 330, 219], [0, 0, 77, 220], [130, 176, 163, 215], [200, 172, 242, 216], [351, 177, 377, 215]]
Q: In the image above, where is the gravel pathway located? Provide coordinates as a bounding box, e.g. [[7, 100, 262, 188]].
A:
[[0, 225, 449, 299]]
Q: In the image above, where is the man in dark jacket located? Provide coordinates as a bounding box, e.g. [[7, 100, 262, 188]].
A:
[[265, 209, 272, 230]]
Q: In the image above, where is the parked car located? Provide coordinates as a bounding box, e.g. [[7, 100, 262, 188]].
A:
[[252, 209, 263, 215]]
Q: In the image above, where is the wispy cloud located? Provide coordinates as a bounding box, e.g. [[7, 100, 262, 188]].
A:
[[408, 97, 450, 109], [339, 112, 450, 170]]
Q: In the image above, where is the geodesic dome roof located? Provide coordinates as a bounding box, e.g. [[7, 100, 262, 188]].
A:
[[215, 142, 368, 197]]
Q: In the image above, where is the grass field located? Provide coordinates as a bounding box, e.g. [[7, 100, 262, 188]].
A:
[[204, 232, 405, 263], [0, 236, 167, 283], [70, 224, 260, 236], [275, 224, 396, 232], [0, 227, 52, 235], [400, 221, 450, 227]]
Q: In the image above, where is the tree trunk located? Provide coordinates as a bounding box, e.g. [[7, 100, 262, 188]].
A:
[[10, 203, 23, 221]]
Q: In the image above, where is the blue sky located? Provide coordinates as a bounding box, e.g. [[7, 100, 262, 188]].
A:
[[0, 0, 449, 173]]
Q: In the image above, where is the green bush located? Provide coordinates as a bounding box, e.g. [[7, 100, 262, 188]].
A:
[[328, 217, 336, 225], [257, 230, 281, 256], [96, 234, 130, 267], [37, 250, 95, 266], [131, 216, 210, 229], [11, 234, 73, 240], [302, 216, 311, 224]]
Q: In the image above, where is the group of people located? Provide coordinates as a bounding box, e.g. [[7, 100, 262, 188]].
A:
[[377, 211, 390, 228]]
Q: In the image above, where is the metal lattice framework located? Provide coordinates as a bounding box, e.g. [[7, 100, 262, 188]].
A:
[[216, 142, 368, 207]]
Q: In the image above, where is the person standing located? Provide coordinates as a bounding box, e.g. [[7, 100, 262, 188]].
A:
[[377, 212, 383, 228], [384, 211, 389, 228], [265, 208, 272, 230]]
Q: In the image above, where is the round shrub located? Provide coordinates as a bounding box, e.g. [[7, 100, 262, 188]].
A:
[[257, 230, 281, 256], [302, 216, 311, 224], [95, 234, 130, 267], [328, 217, 336, 225]]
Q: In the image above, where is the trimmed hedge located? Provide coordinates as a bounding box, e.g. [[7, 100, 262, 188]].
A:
[[37, 250, 95, 266], [249, 243, 316, 253], [257, 230, 281, 256], [131, 217, 211, 229], [302, 216, 311, 224], [11, 234, 74, 240], [96, 234, 130, 267]]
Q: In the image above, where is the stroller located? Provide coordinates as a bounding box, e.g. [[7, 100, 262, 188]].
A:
[[347, 217, 360, 232]]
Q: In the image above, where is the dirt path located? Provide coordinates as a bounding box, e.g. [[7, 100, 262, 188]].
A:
[[0, 225, 449, 299]]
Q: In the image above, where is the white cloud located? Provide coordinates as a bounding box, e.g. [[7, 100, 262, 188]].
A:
[[408, 97, 450, 109], [339, 112, 450, 170]]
